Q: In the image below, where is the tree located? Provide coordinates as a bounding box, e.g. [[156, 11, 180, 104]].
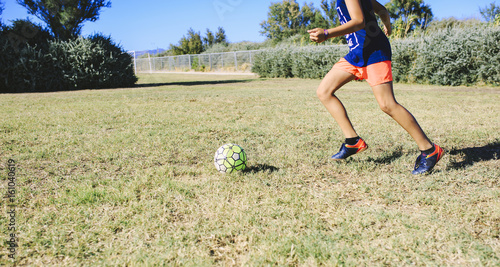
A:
[[2, 19, 53, 51], [168, 27, 227, 55], [479, 2, 500, 22], [169, 28, 203, 55], [215, 26, 228, 46], [203, 28, 215, 50], [300, 2, 331, 30], [260, 0, 303, 41], [186, 28, 203, 54], [320, 0, 339, 29], [0, 1, 4, 27], [385, 0, 433, 37], [260, 0, 340, 43], [16, 0, 111, 40]]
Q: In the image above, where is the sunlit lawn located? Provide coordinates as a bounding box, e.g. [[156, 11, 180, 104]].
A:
[[1, 73, 499, 265]]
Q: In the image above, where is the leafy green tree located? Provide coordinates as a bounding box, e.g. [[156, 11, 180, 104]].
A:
[[310, 1, 345, 44], [260, 0, 341, 43], [2, 19, 53, 51], [385, 0, 433, 38], [302, 2, 331, 30], [168, 27, 228, 55], [203, 28, 215, 50], [215, 26, 228, 46], [300, 2, 314, 28], [479, 2, 500, 22], [320, 0, 339, 28], [260, 0, 304, 42], [169, 28, 203, 55], [186, 28, 203, 54], [16, 0, 111, 40], [0, 0, 4, 27]]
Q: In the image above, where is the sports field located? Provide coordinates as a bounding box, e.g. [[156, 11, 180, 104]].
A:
[[1, 73, 499, 265]]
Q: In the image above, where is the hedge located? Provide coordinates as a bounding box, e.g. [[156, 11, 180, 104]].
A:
[[0, 30, 137, 93], [252, 45, 348, 79], [408, 26, 500, 86], [252, 26, 500, 86]]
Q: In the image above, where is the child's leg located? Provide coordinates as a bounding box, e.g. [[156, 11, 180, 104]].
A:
[[371, 82, 433, 151], [317, 68, 357, 138]]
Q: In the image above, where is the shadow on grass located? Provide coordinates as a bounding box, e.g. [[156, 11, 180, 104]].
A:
[[244, 164, 280, 174], [2, 79, 255, 94], [447, 141, 500, 170], [135, 79, 253, 88], [365, 146, 404, 164]]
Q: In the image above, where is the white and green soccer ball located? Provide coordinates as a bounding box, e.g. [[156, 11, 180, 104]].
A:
[[214, 144, 247, 173]]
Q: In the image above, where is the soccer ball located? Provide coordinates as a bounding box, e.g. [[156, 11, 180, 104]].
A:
[[214, 144, 247, 173]]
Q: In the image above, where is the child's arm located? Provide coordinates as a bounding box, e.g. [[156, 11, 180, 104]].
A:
[[371, 0, 392, 36], [308, 0, 365, 43]]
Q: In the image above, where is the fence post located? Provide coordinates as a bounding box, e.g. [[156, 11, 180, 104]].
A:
[[188, 55, 191, 70], [209, 54, 212, 71], [132, 51, 137, 74], [232, 52, 236, 71], [221, 53, 224, 69], [148, 53, 152, 73]]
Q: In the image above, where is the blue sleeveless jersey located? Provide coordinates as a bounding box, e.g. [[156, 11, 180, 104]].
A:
[[336, 0, 391, 67]]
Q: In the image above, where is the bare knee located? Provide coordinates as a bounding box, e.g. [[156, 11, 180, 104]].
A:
[[379, 101, 399, 115], [316, 86, 331, 102], [316, 84, 340, 102], [317, 68, 355, 102]]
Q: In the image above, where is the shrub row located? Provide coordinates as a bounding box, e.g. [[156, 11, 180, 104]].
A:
[[1, 27, 137, 93], [252, 26, 500, 86], [406, 26, 500, 86], [251, 45, 348, 79]]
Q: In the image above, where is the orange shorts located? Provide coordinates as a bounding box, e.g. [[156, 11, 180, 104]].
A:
[[333, 58, 393, 87]]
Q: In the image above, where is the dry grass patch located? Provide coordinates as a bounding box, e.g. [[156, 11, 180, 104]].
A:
[[0, 73, 499, 265]]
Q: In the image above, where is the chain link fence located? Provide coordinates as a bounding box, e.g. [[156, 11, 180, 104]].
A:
[[129, 50, 261, 74]]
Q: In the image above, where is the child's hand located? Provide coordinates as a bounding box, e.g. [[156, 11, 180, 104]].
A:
[[308, 28, 327, 43]]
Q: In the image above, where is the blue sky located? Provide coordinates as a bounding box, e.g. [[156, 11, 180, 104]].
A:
[[1, 0, 496, 51]]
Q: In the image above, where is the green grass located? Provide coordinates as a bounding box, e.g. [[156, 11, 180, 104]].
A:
[[1, 73, 499, 266]]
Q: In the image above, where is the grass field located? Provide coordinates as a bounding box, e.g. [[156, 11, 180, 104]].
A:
[[1, 73, 499, 266]]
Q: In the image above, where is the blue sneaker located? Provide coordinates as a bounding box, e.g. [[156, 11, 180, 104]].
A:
[[331, 138, 368, 160], [412, 144, 444, 175]]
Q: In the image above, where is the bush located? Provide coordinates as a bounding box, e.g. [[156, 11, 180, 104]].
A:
[[426, 18, 484, 33], [390, 38, 418, 83], [0, 21, 58, 92], [252, 45, 347, 79], [0, 30, 137, 93], [409, 26, 500, 86], [251, 47, 293, 78], [202, 41, 269, 54], [56, 34, 138, 90], [252, 25, 500, 86]]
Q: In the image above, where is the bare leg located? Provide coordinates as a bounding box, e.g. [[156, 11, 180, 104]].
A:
[[371, 82, 433, 151], [317, 68, 358, 138]]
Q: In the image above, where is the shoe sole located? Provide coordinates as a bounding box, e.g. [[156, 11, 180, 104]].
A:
[[329, 146, 369, 161]]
